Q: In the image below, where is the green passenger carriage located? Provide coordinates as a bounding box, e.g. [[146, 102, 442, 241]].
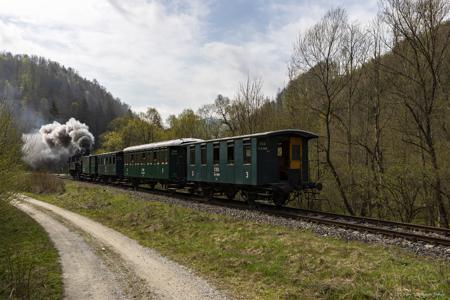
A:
[[81, 155, 97, 178], [123, 138, 202, 187], [97, 151, 124, 179], [187, 130, 319, 205]]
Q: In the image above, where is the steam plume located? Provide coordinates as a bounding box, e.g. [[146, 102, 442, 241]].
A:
[[22, 118, 94, 169]]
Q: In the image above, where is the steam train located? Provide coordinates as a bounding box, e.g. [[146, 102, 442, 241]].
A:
[[68, 129, 321, 206]]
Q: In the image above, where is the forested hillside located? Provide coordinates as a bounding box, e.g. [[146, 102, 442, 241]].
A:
[[0, 52, 130, 137]]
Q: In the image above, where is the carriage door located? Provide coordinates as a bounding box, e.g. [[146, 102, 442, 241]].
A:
[[290, 137, 302, 171], [277, 140, 290, 180]]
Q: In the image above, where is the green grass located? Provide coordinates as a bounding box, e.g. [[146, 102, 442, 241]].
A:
[[0, 200, 62, 299], [30, 182, 450, 299]]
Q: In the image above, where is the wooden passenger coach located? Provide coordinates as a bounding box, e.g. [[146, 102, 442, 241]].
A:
[[123, 138, 203, 187], [81, 155, 97, 178], [97, 151, 124, 179], [187, 130, 319, 204]]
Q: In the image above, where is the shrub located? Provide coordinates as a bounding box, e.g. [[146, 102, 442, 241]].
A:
[[23, 173, 65, 195]]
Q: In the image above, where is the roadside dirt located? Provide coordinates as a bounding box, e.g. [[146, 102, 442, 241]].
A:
[[14, 195, 228, 300]]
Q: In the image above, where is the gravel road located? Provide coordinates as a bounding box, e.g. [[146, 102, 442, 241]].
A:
[[14, 195, 228, 300]]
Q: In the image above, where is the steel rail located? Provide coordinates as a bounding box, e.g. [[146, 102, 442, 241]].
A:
[[201, 197, 450, 246], [260, 204, 450, 237]]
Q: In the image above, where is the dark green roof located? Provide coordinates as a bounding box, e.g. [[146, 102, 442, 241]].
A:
[[188, 129, 319, 145]]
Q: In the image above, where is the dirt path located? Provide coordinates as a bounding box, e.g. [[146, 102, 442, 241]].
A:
[[14, 195, 228, 300]]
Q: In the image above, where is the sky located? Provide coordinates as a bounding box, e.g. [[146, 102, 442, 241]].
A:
[[0, 0, 378, 119]]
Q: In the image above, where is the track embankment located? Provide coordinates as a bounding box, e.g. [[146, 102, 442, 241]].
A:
[[14, 195, 227, 300]]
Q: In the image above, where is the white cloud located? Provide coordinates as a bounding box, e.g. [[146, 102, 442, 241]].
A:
[[0, 0, 377, 119]]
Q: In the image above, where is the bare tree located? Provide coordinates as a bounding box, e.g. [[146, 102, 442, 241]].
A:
[[380, 0, 450, 227], [339, 22, 370, 215], [290, 8, 357, 215], [212, 77, 266, 136], [233, 76, 266, 134], [213, 95, 237, 135], [354, 18, 392, 218], [197, 104, 223, 139]]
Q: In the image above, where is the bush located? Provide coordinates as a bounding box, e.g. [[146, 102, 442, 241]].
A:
[[23, 173, 65, 195], [0, 104, 23, 201]]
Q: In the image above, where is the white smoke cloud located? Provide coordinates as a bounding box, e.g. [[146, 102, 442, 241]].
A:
[[22, 118, 94, 169]]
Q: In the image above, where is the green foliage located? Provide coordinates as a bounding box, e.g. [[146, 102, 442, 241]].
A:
[[0, 201, 62, 299], [32, 182, 450, 300], [98, 110, 164, 152], [0, 104, 23, 200], [166, 109, 209, 139]]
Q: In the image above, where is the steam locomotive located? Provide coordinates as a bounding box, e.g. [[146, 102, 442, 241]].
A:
[[69, 129, 321, 206]]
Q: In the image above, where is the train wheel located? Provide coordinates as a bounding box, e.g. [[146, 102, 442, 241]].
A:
[[132, 180, 139, 190], [242, 191, 256, 205], [273, 191, 288, 206], [225, 190, 237, 200], [202, 188, 213, 200]]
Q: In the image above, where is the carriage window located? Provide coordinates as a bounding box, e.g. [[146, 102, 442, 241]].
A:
[[292, 145, 301, 160], [227, 142, 234, 164], [200, 145, 206, 165], [153, 151, 158, 163], [157, 150, 162, 163], [113, 156, 115, 164], [213, 143, 220, 164], [189, 146, 196, 165], [243, 141, 251, 164], [142, 152, 146, 161], [277, 145, 283, 157], [162, 150, 167, 163], [131, 154, 134, 163]]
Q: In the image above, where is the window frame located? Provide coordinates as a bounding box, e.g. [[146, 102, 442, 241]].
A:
[[189, 146, 196, 165], [162, 149, 167, 164], [152, 151, 158, 164], [291, 144, 301, 161], [213, 143, 220, 165], [243, 139, 252, 165], [227, 141, 234, 165], [200, 144, 207, 165]]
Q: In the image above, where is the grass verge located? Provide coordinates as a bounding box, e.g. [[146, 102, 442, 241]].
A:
[[30, 181, 450, 299], [0, 200, 62, 299]]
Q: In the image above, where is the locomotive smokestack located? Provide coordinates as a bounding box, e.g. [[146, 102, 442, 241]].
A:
[[22, 118, 94, 169]]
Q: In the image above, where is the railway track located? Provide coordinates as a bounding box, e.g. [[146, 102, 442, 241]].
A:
[[201, 197, 450, 247], [59, 175, 450, 247]]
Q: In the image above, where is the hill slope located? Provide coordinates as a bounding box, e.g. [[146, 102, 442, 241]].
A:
[[0, 52, 130, 138]]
